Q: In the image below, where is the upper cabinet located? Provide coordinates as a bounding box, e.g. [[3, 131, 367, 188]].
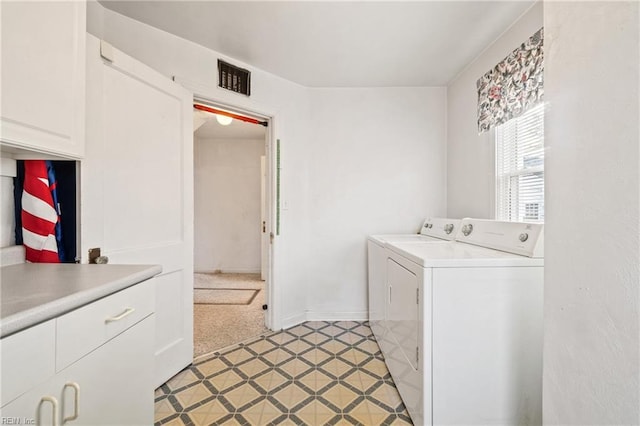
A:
[[0, 1, 86, 159]]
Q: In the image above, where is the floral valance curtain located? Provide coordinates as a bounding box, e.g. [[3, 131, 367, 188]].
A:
[[477, 28, 544, 133]]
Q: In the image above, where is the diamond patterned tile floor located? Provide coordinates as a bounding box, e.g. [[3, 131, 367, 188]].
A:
[[155, 321, 413, 425]]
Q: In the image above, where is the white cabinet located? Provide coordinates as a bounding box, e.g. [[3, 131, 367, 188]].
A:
[[0, 1, 86, 158], [0, 279, 155, 425]]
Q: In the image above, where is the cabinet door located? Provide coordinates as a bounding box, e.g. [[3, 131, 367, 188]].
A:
[[82, 34, 194, 388], [1, 316, 155, 425], [56, 315, 155, 425], [0, 377, 60, 426], [0, 1, 85, 158]]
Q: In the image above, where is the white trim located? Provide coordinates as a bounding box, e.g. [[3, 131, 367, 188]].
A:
[[0, 157, 17, 177], [305, 310, 369, 322], [186, 90, 279, 332], [281, 312, 306, 330]]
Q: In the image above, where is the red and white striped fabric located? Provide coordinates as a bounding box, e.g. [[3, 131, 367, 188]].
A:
[[21, 161, 60, 263]]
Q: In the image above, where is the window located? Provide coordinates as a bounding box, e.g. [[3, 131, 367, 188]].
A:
[[495, 103, 544, 222]]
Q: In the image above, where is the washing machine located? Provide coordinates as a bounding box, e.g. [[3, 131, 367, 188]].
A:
[[367, 218, 461, 350], [383, 218, 544, 426]]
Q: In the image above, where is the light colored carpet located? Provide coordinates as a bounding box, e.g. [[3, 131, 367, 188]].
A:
[[193, 273, 267, 358], [194, 288, 259, 305]]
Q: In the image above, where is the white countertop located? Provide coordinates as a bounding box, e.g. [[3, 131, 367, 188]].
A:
[[1, 263, 162, 337]]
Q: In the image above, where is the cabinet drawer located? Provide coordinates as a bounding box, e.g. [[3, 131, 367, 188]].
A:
[[56, 278, 155, 371], [1, 319, 55, 407]]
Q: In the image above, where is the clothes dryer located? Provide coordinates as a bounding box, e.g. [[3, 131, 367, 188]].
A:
[[383, 219, 544, 426], [367, 218, 460, 351]]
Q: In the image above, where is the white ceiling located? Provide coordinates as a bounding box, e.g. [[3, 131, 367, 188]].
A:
[[99, 1, 535, 87], [194, 110, 267, 139]]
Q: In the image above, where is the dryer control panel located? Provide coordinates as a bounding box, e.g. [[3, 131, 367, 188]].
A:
[[455, 218, 544, 258], [420, 218, 462, 241]]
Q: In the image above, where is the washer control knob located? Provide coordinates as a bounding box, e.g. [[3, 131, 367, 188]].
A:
[[519, 233, 529, 242], [424, 223, 429, 228], [444, 224, 454, 234], [461, 224, 473, 236]]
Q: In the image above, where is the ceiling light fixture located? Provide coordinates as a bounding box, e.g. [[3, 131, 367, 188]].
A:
[[215, 114, 233, 126]]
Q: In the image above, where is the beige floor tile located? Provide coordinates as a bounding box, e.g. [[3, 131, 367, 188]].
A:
[[161, 418, 186, 426], [319, 325, 344, 336], [389, 416, 413, 425], [268, 332, 296, 345], [280, 357, 313, 378], [196, 357, 228, 377], [236, 357, 270, 378], [371, 382, 403, 408], [356, 339, 381, 354], [154, 398, 177, 423], [261, 347, 294, 365], [273, 383, 311, 409], [224, 384, 261, 409], [303, 332, 331, 345], [350, 400, 373, 425], [300, 347, 331, 364], [174, 383, 212, 408], [284, 339, 312, 354], [287, 325, 311, 336], [188, 399, 229, 425], [321, 383, 358, 410], [238, 399, 266, 425], [342, 370, 364, 390], [245, 338, 277, 354], [155, 321, 411, 426], [320, 358, 354, 378], [165, 369, 199, 391], [367, 399, 394, 424], [322, 339, 349, 354], [221, 347, 254, 364], [298, 369, 333, 393], [260, 400, 283, 424], [304, 321, 328, 330], [294, 399, 337, 425], [361, 357, 389, 377], [208, 369, 243, 392]]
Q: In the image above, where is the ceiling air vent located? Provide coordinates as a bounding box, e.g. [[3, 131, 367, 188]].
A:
[[218, 59, 251, 96]]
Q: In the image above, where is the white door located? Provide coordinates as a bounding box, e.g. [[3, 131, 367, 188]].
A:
[[82, 35, 194, 388]]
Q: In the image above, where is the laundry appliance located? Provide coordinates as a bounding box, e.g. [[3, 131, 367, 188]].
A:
[[367, 218, 461, 363], [381, 218, 544, 426]]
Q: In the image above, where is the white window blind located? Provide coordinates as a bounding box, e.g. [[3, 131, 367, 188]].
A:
[[495, 103, 544, 222]]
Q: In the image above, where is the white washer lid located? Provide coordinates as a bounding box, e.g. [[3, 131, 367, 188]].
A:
[[368, 234, 450, 245], [386, 241, 544, 268]]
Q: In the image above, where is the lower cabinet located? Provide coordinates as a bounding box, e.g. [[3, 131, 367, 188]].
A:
[[0, 279, 156, 425]]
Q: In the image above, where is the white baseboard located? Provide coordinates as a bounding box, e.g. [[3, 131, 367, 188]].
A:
[[305, 310, 369, 322], [281, 311, 306, 330]]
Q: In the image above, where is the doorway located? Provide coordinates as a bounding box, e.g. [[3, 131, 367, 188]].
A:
[[192, 99, 272, 358]]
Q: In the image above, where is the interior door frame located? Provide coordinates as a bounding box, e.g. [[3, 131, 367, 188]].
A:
[[191, 94, 276, 331]]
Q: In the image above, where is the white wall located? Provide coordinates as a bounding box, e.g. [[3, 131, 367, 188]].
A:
[[543, 2, 639, 424], [306, 87, 447, 319], [194, 136, 265, 273], [447, 2, 543, 219], [88, 3, 446, 327]]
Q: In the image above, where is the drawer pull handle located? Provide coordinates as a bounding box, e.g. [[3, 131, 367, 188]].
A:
[[62, 382, 80, 424], [105, 307, 135, 323], [36, 395, 59, 426]]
